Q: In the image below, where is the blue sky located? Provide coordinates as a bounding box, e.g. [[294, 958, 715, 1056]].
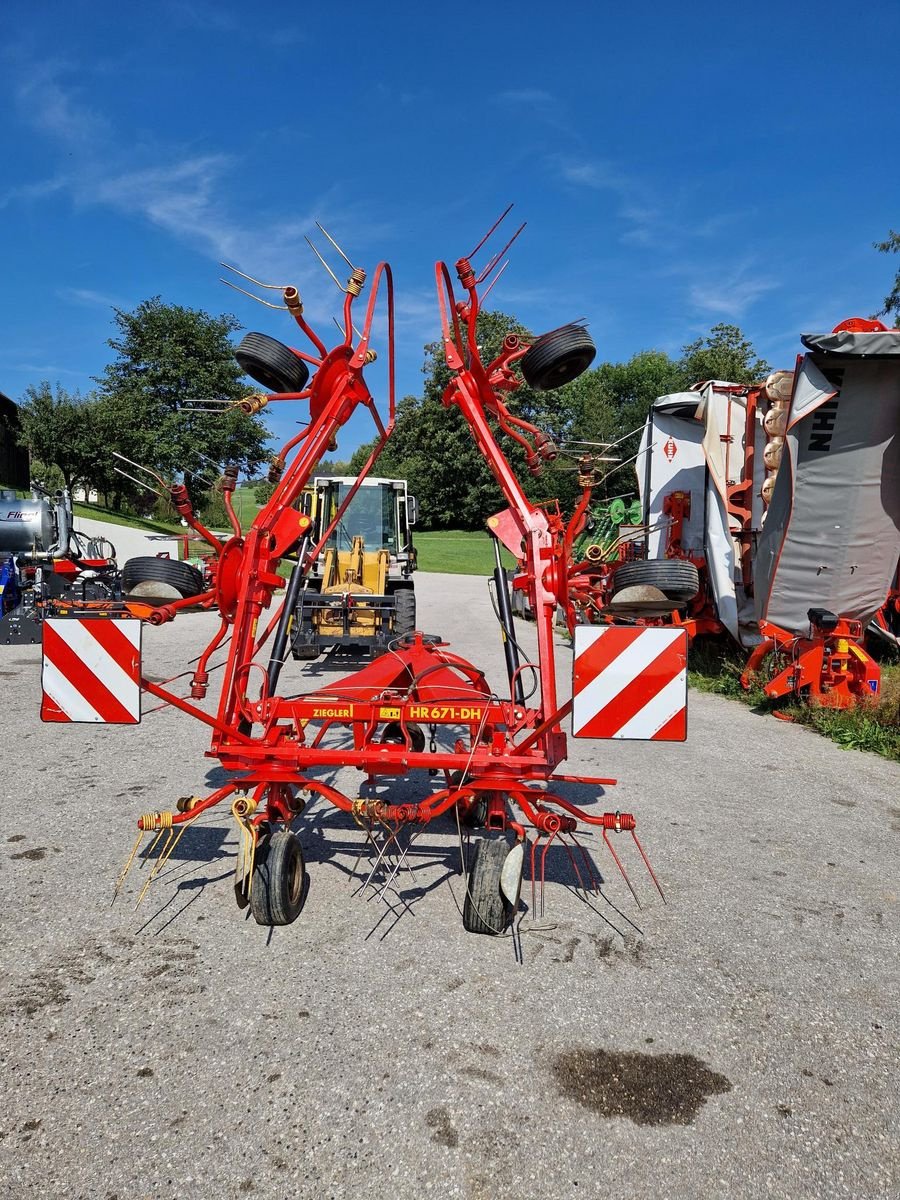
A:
[[2, 0, 898, 457]]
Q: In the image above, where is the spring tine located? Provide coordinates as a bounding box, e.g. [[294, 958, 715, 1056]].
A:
[[348, 819, 379, 883], [570, 831, 603, 894], [560, 834, 587, 892], [112, 452, 169, 489], [220, 277, 289, 310], [479, 259, 509, 305], [113, 466, 166, 500], [466, 203, 515, 260], [356, 823, 396, 894], [631, 830, 666, 903], [315, 222, 355, 269], [219, 262, 291, 290], [113, 829, 146, 900], [539, 830, 557, 918], [475, 222, 527, 284], [134, 829, 175, 909], [305, 236, 345, 293], [602, 829, 642, 910], [375, 828, 419, 900]]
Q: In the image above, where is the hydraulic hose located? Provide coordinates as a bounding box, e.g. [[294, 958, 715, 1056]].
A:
[[265, 536, 310, 696], [491, 534, 524, 705]]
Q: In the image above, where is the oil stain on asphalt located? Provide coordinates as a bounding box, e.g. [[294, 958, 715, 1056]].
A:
[[550, 1047, 732, 1125]]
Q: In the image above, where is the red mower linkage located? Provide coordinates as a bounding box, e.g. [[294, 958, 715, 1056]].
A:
[[88, 216, 679, 936]]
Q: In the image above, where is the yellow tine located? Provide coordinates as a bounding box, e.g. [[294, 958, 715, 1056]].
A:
[[113, 829, 146, 899], [304, 236, 345, 293], [220, 278, 289, 310], [219, 262, 290, 290], [315, 222, 355, 269]]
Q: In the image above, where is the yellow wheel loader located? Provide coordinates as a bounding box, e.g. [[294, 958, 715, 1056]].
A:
[[290, 476, 418, 659]]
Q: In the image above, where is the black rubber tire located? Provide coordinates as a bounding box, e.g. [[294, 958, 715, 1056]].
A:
[[521, 324, 596, 391], [235, 332, 310, 395], [392, 589, 416, 636], [121, 556, 204, 598], [448, 771, 487, 829], [250, 830, 306, 926], [462, 836, 514, 935], [612, 559, 700, 604]]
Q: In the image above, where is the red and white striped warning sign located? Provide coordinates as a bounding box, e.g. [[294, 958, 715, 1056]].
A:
[[572, 625, 687, 741], [41, 618, 142, 724]]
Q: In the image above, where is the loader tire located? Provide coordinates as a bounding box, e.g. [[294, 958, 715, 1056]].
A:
[[235, 332, 310, 395], [612, 559, 700, 604], [121, 556, 204, 599], [521, 324, 596, 391], [392, 589, 416, 636], [250, 830, 306, 926], [462, 836, 514, 935]]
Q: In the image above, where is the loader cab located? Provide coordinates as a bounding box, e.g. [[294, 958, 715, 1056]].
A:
[[310, 477, 417, 579]]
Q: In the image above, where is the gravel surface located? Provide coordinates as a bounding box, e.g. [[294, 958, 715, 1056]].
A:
[[1, 572, 897, 1200]]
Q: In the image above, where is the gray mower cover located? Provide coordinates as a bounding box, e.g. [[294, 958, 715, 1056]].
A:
[[754, 330, 900, 634]]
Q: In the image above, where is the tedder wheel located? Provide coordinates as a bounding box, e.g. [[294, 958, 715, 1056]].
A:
[[520, 324, 596, 391], [250, 830, 306, 926], [612, 559, 700, 604], [121, 556, 204, 600], [462, 836, 516, 935], [392, 589, 416, 636], [235, 332, 310, 395]]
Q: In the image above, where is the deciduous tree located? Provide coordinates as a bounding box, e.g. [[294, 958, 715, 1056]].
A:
[[94, 298, 270, 504]]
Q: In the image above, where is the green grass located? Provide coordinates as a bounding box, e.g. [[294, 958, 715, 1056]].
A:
[[72, 501, 182, 535], [414, 530, 515, 575], [688, 637, 900, 762]]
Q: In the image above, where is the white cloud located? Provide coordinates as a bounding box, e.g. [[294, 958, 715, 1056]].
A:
[[14, 61, 110, 146], [688, 272, 778, 318], [56, 287, 126, 309]]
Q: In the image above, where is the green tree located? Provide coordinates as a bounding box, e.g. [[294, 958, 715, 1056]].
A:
[[351, 310, 583, 530], [253, 479, 276, 506], [874, 230, 900, 324], [94, 298, 270, 505], [677, 323, 770, 387], [17, 384, 108, 494]]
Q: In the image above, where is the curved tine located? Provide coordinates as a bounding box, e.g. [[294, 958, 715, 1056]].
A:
[[305, 236, 345, 292], [316, 222, 355, 269], [219, 262, 290, 290], [113, 466, 165, 500], [220, 278, 288, 310]]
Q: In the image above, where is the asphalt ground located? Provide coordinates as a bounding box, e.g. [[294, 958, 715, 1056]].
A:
[[1, 572, 897, 1200]]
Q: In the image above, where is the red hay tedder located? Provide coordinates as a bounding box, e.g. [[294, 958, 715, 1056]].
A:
[[42, 213, 686, 935]]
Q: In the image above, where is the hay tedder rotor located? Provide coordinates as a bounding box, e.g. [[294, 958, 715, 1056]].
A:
[[41, 214, 687, 935]]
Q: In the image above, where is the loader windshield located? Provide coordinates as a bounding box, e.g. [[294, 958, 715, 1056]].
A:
[[319, 480, 400, 552]]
